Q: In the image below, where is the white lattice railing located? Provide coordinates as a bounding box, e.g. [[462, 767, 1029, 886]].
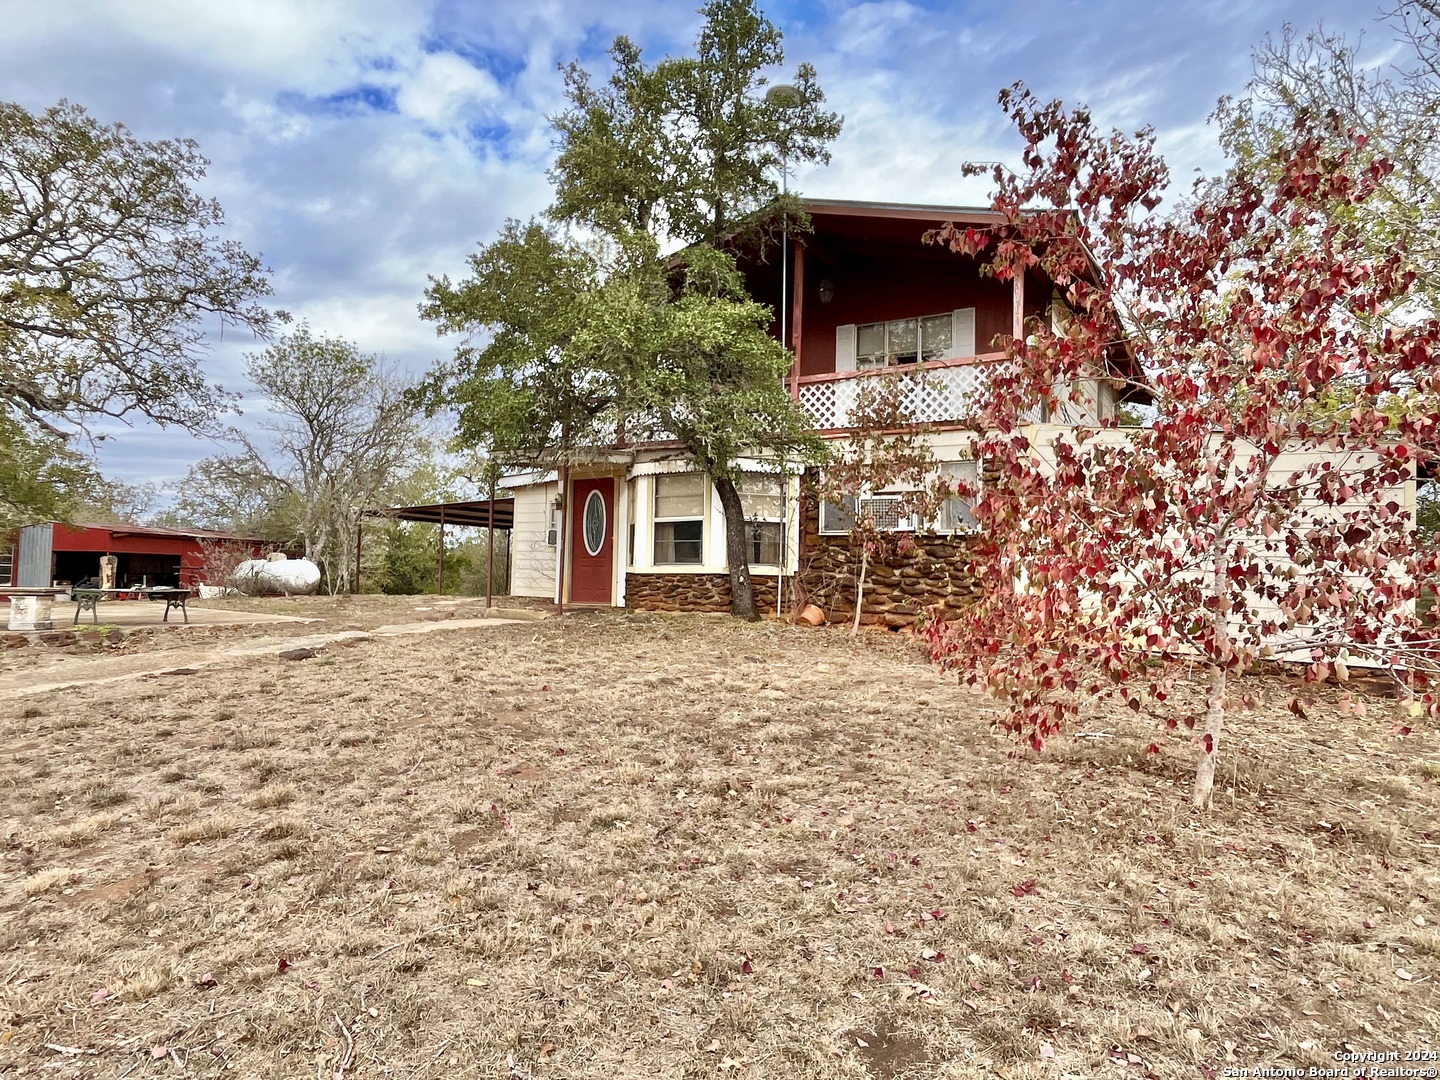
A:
[[795, 357, 997, 431]]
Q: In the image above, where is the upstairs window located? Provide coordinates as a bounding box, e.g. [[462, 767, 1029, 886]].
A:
[[856, 313, 954, 369], [736, 474, 784, 566], [837, 308, 975, 373], [654, 474, 705, 564]]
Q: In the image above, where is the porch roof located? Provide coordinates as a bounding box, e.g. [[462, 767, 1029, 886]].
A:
[[364, 498, 515, 530]]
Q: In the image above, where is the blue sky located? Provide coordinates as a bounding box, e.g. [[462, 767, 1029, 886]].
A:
[[0, 0, 1393, 492]]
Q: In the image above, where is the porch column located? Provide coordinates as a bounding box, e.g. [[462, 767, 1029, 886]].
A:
[[614, 474, 629, 609], [1011, 267, 1026, 342], [789, 241, 805, 400], [485, 478, 496, 609], [437, 505, 445, 595]]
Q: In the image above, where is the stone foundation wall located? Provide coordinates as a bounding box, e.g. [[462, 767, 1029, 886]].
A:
[[796, 500, 984, 627], [625, 572, 782, 614]]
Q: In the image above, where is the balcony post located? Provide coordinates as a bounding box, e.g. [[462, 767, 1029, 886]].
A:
[[1011, 267, 1025, 343], [789, 241, 805, 400]]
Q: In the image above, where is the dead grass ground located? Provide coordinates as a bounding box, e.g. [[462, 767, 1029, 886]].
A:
[[1, 607, 1437, 1078]]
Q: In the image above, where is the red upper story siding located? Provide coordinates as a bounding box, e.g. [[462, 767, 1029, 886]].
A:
[[795, 255, 1041, 376], [737, 202, 1052, 378]]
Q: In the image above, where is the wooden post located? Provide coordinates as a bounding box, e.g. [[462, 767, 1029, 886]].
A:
[[1011, 267, 1026, 343], [789, 241, 805, 400], [437, 505, 446, 595], [556, 465, 569, 615], [354, 520, 362, 594], [485, 478, 496, 610]]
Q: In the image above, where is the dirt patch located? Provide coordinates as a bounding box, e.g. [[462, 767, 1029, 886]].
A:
[[64, 869, 161, 908], [842, 1015, 929, 1079], [0, 608, 1436, 1079]]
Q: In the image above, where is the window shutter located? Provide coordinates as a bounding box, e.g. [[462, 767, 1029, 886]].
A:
[[835, 324, 857, 373], [952, 308, 976, 357]]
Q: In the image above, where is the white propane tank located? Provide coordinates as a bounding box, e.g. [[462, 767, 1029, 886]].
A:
[[231, 555, 322, 596]]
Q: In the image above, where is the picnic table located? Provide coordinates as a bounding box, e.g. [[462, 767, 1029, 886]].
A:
[[70, 586, 193, 625]]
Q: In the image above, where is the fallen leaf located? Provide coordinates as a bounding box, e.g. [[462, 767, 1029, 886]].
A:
[[151, 1047, 168, 1060], [1039, 1043, 1055, 1059], [89, 989, 109, 1005], [539, 1042, 556, 1057], [276, 958, 290, 974]]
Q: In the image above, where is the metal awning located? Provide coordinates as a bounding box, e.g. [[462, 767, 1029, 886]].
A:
[[364, 499, 515, 530]]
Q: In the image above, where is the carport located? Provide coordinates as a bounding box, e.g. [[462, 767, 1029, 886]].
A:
[[360, 497, 515, 602]]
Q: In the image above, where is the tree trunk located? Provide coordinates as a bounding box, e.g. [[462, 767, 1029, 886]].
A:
[[1193, 663, 1226, 809], [1194, 542, 1230, 810], [713, 475, 759, 621], [852, 544, 869, 637]]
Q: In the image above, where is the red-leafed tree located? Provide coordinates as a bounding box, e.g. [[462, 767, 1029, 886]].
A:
[[923, 83, 1440, 808]]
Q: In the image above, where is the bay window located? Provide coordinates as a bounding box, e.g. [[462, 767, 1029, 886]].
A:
[[736, 474, 783, 566], [939, 459, 980, 532], [653, 474, 705, 564]]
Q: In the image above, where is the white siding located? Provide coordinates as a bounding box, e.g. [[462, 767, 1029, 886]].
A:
[[510, 482, 558, 599]]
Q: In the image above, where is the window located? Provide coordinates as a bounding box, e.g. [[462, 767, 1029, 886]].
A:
[[0, 539, 11, 586], [736, 474, 783, 566], [582, 490, 606, 556], [857, 312, 954, 369], [819, 495, 857, 535], [654, 473, 705, 564], [940, 459, 980, 532]]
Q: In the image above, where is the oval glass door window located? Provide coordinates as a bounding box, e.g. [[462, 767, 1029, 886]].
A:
[[583, 490, 606, 556]]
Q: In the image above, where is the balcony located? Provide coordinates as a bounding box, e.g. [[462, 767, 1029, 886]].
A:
[[794, 353, 1008, 431]]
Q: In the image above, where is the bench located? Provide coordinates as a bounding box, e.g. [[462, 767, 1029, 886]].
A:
[[71, 587, 193, 625]]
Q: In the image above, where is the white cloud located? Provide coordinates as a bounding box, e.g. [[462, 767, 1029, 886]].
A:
[[394, 51, 503, 127], [0, 0, 1391, 489]]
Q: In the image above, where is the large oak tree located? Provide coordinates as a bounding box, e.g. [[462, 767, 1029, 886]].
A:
[[422, 0, 840, 618]]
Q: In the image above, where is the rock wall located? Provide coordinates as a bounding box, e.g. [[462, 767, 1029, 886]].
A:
[[622, 504, 985, 627], [625, 572, 782, 614], [796, 499, 984, 627]]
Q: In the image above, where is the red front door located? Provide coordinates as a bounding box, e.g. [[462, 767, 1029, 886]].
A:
[[569, 478, 614, 604]]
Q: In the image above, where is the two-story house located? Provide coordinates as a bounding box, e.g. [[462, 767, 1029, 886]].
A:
[[498, 198, 1145, 623]]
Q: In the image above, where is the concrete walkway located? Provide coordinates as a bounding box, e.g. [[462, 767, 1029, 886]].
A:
[[0, 617, 525, 698]]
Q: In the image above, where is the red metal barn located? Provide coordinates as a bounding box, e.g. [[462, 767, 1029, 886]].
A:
[[0, 523, 270, 591]]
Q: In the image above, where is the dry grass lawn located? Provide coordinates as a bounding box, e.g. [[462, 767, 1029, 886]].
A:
[[1, 602, 1438, 1078]]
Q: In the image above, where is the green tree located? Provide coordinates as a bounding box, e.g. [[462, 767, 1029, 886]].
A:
[[1216, 5, 1440, 315], [164, 327, 421, 593], [1, 99, 276, 431], [423, 0, 840, 619], [0, 98, 276, 524], [0, 414, 100, 532]]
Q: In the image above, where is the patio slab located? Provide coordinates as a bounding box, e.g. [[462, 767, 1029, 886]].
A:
[[62, 600, 315, 629]]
